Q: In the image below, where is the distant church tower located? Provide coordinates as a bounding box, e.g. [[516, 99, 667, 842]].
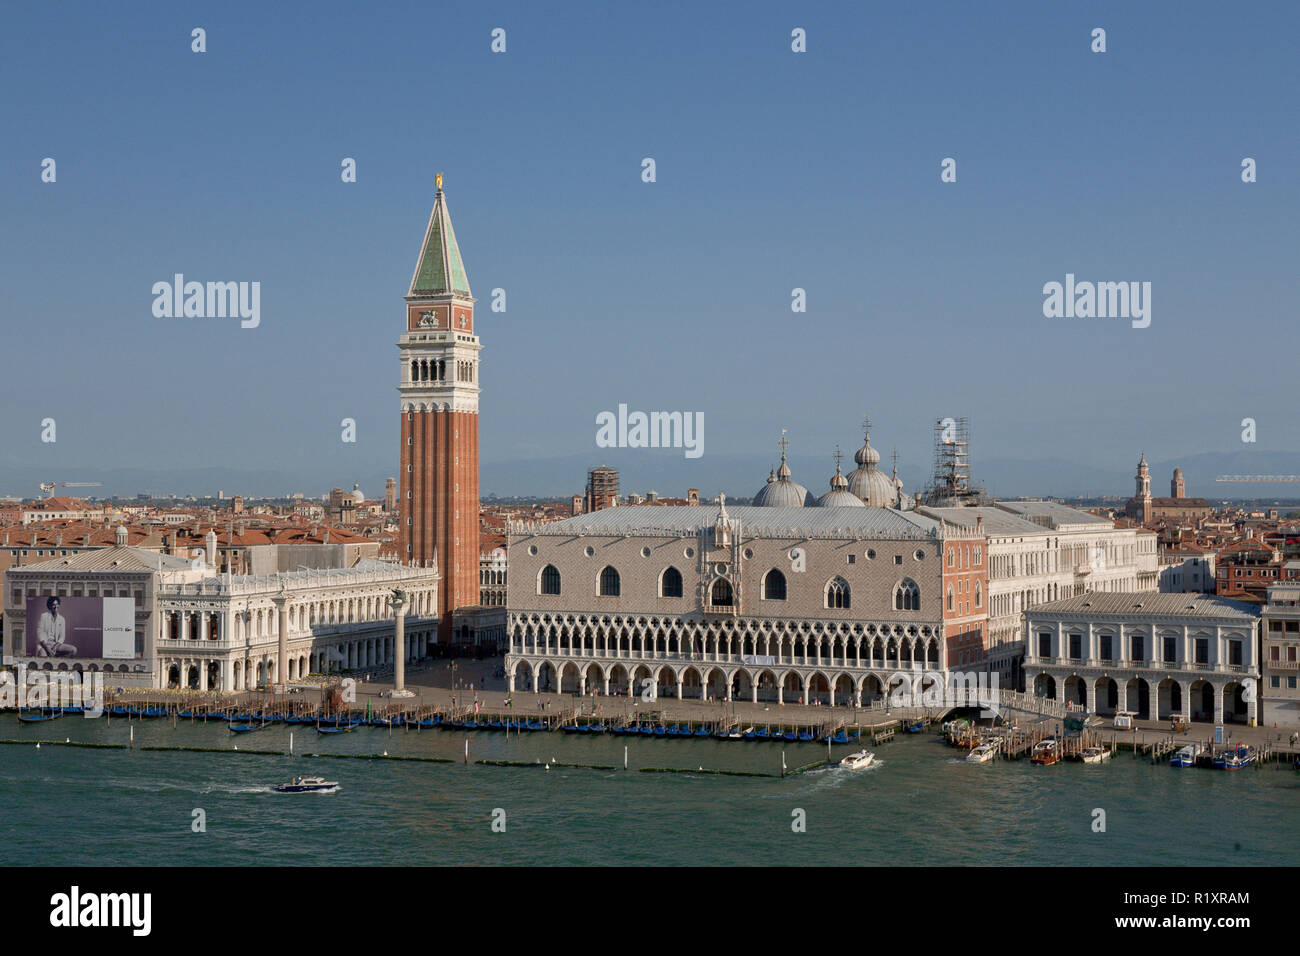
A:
[[1135, 453, 1150, 497], [398, 174, 481, 642], [1171, 467, 1185, 499], [1129, 452, 1152, 523]]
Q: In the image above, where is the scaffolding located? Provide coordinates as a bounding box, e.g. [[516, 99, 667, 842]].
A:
[[585, 466, 620, 513], [922, 417, 988, 507]]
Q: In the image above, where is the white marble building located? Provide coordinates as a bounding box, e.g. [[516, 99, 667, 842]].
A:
[[3, 534, 439, 691], [1024, 592, 1259, 725]]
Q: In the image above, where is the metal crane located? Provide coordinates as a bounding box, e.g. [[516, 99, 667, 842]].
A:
[[39, 481, 103, 498]]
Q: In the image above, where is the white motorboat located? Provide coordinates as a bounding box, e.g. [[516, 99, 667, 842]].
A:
[[839, 749, 876, 770], [1080, 746, 1111, 764], [272, 775, 339, 793], [966, 743, 997, 763], [1170, 744, 1201, 768]]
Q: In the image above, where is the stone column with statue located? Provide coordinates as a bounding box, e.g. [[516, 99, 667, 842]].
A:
[[388, 589, 414, 698]]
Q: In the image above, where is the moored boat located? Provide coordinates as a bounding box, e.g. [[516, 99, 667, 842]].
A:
[[1030, 739, 1060, 766], [966, 743, 997, 763], [227, 720, 266, 733], [17, 709, 63, 723], [1080, 746, 1111, 764], [1170, 744, 1201, 768], [316, 720, 361, 734], [1214, 744, 1255, 770]]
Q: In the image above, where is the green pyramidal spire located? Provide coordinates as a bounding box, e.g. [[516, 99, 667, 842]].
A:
[[407, 175, 471, 298]]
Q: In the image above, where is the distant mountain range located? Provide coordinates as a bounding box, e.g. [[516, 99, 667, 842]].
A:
[[4, 449, 1300, 504]]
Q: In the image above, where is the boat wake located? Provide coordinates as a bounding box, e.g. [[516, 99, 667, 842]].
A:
[[796, 760, 883, 792]]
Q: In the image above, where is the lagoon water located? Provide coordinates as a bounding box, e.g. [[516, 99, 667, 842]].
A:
[[2, 714, 1295, 866]]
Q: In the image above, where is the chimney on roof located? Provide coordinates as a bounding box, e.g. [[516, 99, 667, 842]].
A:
[[976, 516, 984, 533], [55, 532, 62, 547], [238, 520, 246, 537], [83, 533, 91, 547], [115, 526, 128, 547], [206, 528, 217, 567]]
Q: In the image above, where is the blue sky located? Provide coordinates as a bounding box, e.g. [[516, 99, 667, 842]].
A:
[[3, 1, 1298, 499]]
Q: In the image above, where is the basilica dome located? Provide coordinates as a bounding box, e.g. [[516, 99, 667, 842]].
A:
[[817, 462, 866, 508], [846, 427, 896, 507], [753, 453, 816, 507]]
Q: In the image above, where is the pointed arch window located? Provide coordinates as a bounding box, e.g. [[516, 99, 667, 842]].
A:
[[711, 578, 734, 607], [946, 586, 955, 612], [599, 566, 621, 597], [763, 568, 787, 601], [539, 564, 561, 595], [660, 566, 683, 598], [825, 577, 851, 610], [894, 578, 921, 611]]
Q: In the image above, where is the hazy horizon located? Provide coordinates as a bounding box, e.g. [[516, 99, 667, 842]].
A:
[[5, 1, 1297, 505]]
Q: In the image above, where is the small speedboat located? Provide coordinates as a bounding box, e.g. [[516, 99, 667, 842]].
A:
[[1030, 739, 1060, 766], [272, 775, 339, 794], [1080, 746, 1111, 764], [966, 743, 997, 763], [840, 750, 876, 770], [1170, 744, 1200, 768]]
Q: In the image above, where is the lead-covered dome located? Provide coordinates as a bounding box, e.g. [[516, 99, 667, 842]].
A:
[[754, 453, 816, 507], [817, 461, 866, 508], [847, 426, 896, 507]]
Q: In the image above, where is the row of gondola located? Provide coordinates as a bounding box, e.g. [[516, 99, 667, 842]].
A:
[[560, 722, 862, 744], [11, 706, 860, 744]]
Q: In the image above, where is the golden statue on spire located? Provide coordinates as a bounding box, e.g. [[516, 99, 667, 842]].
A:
[[436, 172, 443, 191]]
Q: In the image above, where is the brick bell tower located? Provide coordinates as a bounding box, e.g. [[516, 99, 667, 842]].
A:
[[398, 174, 481, 643]]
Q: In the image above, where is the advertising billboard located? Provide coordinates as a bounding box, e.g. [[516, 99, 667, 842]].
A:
[[24, 596, 137, 660]]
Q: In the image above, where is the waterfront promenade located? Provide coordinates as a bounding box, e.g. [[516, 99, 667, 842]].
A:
[[104, 654, 1296, 757]]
